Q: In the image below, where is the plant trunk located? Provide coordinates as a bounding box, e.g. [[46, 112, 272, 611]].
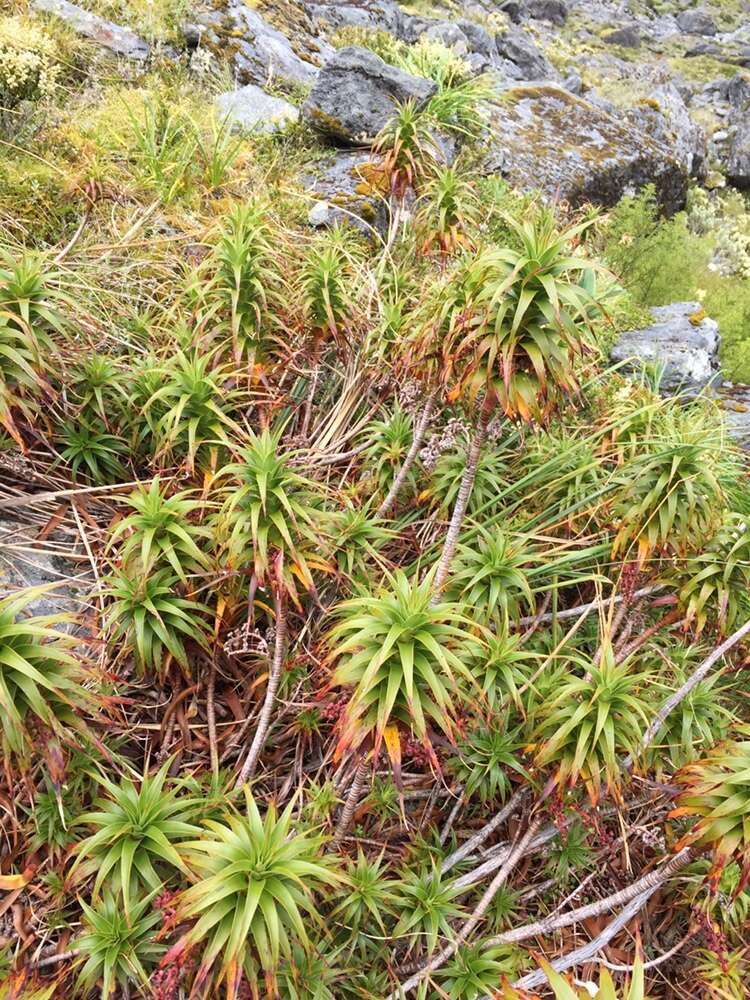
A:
[[332, 754, 369, 845], [375, 393, 436, 520], [235, 588, 287, 788], [430, 392, 494, 602], [301, 338, 323, 438]]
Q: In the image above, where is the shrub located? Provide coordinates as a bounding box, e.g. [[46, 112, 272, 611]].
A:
[[0, 17, 59, 133], [165, 790, 344, 994]]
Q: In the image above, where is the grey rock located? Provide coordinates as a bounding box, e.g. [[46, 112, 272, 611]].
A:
[[0, 517, 87, 619], [198, 1, 325, 87], [719, 385, 750, 448], [499, 0, 525, 22], [610, 302, 721, 396], [725, 118, 750, 188], [527, 0, 567, 25], [183, 23, 203, 51], [727, 74, 750, 109], [483, 85, 688, 214], [495, 27, 554, 80], [676, 9, 718, 36], [216, 84, 298, 133], [307, 0, 404, 37], [30, 0, 150, 60], [302, 148, 388, 234], [564, 71, 583, 94], [302, 47, 436, 145], [308, 201, 332, 226], [602, 25, 642, 48], [457, 19, 497, 58], [423, 22, 470, 56], [629, 83, 707, 178]]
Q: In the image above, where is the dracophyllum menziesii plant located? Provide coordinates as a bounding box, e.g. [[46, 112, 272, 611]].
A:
[[425, 212, 603, 595], [325, 569, 484, 839], [215, 428, 330, 785]]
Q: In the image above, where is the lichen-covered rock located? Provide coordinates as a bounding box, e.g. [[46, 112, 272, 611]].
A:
[[198, 0, 326, 87], [527, 0, 567, 26], [0, 517, 87, 619], [610, 302, 721, 396], [303, 148, 388, 234], [676, 10, 718, 37], [302, 46, 436, 144], [216, 84, 298, 133], [307, 0, 405, 37], [457, 19, 496, 59], [602, 25, 642, 48], [422, 22, 470, 56], [498, 0, 525, 22], [484, 85, 687, 213], [30, 0, 150, 60], [628, 84, 707, 179], [494, 27, 554, 80], [725, 118, 750, 189]]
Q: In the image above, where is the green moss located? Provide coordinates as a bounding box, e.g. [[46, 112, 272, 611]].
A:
[[0, 155, 78, 246], [668, 55, 741, 83]]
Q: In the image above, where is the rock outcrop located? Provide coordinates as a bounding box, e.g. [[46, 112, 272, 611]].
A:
[[31, 0, 150, 60], [198, 0, 327, 87], [495, 27, 555, 80], [303, 47, 436, 144], [484, 85, 687, 213], [610, 302, 721, 396], [216, 84, 298, 133]]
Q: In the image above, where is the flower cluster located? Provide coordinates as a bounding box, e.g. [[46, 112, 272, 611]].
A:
[[419, 416, 469, 472], [0, 16, 59, 110]]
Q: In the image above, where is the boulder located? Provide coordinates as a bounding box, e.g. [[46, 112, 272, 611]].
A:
[[527, 0, 567, 26], [0, 517, 87, 619], [216, 84, 298, 133], [302, 47, 437, 145], [423, 22, 471, 56], [719, 385, 750, 449], [483, 86, 687, 213], [303, 149, 388, 234], [307, 0, 404, 37], [198, 0, 325, 87], [676, 10, 718, 36], [610, 303, 721, 396], [725, 119, 750, 188], [457, 19, 497, 59], [727, 75, 750, 109], [495, 27, 554, 80], [498, 0, 525, 21], [30, 0, 150, 60], [602, 25, 642, 48], [628, 84, 707, 178]]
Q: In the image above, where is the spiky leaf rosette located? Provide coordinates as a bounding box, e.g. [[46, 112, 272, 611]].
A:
[[144, 346, 243, 473], [108, 477, 212, 582], [671, 732, 750, 889], [439, 214, 599, 422], [450, 528, 534, 631], [326, 570, 483, 767], [164, 789, 343, 995], [0, 588, 97, 758], [104, 568, 211, 677], [668, 513, 750, 635], [75, 891, 164, 999], [611, 409, 727, 565], [71, 760, 202, 916], [534, 646, 653, 804], [206, 202, 281, 370], [215, 428, 328, 602]]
